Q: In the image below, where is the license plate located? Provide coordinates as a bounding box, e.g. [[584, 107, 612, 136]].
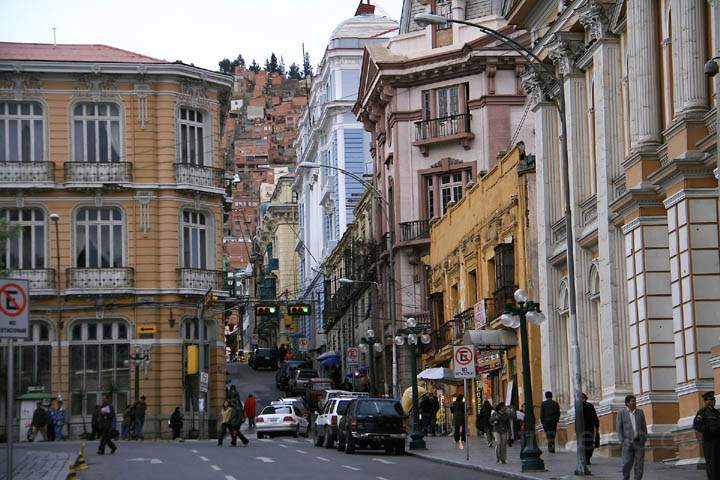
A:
[[267, 418, 279, 423]]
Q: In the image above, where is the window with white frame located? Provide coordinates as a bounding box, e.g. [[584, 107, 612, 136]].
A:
[[182, 210, 209, 269], [69, 319, 129, 415], [0, 208, 46, 270], [436, 86, 459, 118], [440, 172, 463, 213], [75, 207, 124, 268], [425, 177, 435, 218], [11, 321, 52, 396], [178, 107, 206, 165], [433, 0, 452, 30], [0, 101, 45, 162], [72, 103, 121, 162]]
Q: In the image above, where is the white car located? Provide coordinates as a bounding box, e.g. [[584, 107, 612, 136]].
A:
[[256, 404, 310, 439], [313, 397, 354, 448]]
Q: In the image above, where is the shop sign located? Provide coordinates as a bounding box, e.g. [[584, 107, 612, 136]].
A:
[[476, 351, 501, 373], [473, 300, 487, 329]]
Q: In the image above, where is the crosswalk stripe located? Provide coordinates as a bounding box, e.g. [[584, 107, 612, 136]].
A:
[[377, 476, 390, 480], [211, 465, 221, 471], [372, 458, 396, 465], [279, 444, 288, 448], [343, 465, 361, 471], [191, 449, 199, 454], [199, 456, 209, 462], [316, 456, 330, 462], [226, 476, 237, 480], [296, 449, 307, 454]]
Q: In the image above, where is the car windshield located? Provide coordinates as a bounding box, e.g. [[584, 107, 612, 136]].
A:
[[336, 400, 351, 415], [298, 370, 317, 379], [257, 349, 274, 355], [261, 406, 293, 415], [313, 382, 332, 390], [356, 400, 403, 416]]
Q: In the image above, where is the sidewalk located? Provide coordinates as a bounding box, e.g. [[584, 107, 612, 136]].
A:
[[0, 449, 73, 480], [407, 435, 705, 480]]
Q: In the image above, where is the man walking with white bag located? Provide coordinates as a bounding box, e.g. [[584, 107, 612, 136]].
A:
[[617, 394, 647, 479]]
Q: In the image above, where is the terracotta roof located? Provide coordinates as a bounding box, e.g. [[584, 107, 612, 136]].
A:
[[0, 42, 168, 63]]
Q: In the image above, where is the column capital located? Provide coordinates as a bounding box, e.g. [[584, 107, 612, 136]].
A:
[[548, 33, 585, 76], [577, 0, 618, 43], [521, 68, 555, 110]]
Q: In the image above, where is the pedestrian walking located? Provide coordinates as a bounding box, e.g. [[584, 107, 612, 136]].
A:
[[476, 400, 494, 447], [581, 393, 600, 464], [419, 393, 433, 435], [121, 404, 135, 440], [617, 394, 647, 480], [52, 399, 66, 441], [29, 402, 48, 441], [218, 400, 237, 446], [421, 392, 439, 436], [694, 391, 720, 480], [540, 391, 560, 453], [232, 398, 250, 446], [169, 407, 184, 440], [244, 394, 257, 430], [46, 401, 56, 441], [228, 385, 240, 406], [451, 394, 466, 448], [490, 402, 512, 464], [97, 395, 117, 455], [134, 395, 147, 440], [90, 405, 101, 441]]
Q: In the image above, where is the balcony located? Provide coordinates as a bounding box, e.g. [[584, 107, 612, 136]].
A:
[[0, 162, 54, 187], [399, 220, 430, 243], [175, 163, 225, 191], [263, 258, 279, 274], [493, 285, 516, 320], [413, 114, 474, 155], [66, 268, 134, 290], [8, 269, 55, 291], [177, 268, 224, 291], [64, 162, 132, 185]]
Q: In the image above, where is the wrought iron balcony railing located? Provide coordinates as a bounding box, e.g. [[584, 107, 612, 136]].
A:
[[178, 268, 224, 291], [399, 220, 430, 242], [414, 113, 472, 142], [66, 268, 134, 289], [175, 163, 225, 190], [7, 269, 55, 290], [0, 162, 54, 185], [64, 162, 132, 183]]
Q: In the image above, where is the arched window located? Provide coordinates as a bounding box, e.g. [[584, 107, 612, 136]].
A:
[[178, 107, 207, 166], [181, 210, 209, 269], [75, 207, 124, 268], [587, 263, 602, 399], [69, 319, 130, 416], [557, 281, 571, 408], [0, 101, 45, 162], [0, 208, 46, 269], [12, 321, 53, 395], [72, 102, 121, 162]]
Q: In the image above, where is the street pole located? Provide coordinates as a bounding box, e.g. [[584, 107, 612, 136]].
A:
[[196, 290, 209, 439], [50, 214, 61, 403], [463, 378, 469, 461], [518, 308, 544, 471], [408, 341, 425, 449], [6, 339, 14, 480]]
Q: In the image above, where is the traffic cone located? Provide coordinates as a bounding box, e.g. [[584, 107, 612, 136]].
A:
[[66, 459, 78, 480], [74, 442, 88, 470]]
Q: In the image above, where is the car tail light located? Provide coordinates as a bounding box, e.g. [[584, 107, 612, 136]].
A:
[[283, 416, 294, 422], [256, 418, 264, 423], [351, 419, 358, 431], [331, 416, 337, 426]]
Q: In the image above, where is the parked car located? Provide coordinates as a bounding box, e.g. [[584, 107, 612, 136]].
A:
[[313, 396, 354, 448], [304, 378, 333, 411], [337, 398, 406, 455], [251, 348, 279, 370], [317, 390, 369, 412], [270, 397, 310, 419], [256, 404, 310, 439], [287, 369, 319, 396], [276, 360, 310, 390]]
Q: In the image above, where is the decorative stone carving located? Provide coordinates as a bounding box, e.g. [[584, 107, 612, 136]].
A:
[[548, 35, 585, 76], [0, 72, 44, 100], [178, 79, 210, 108], [578, 1, 616, 43], [75, 73, 117, 100]]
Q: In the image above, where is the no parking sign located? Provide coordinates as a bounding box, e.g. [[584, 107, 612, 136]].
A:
[[0, 278, 29, 338], [453, 345, 476, 379]]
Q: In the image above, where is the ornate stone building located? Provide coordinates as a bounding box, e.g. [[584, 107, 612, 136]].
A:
[[507, 0, 719, 464]]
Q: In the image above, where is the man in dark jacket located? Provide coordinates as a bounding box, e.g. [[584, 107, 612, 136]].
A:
[[97, 395, 117, 455], [694, 391, 720, 480], [452, 394, 466, 447], [540, 391, 561, 452], [230, 399, 249, 446], [90, 405, 101, 441], [134, 395, 147, 440], [30, 402, 48, 441], [169, 407, 184, 441], [581, 393, 600, 464]]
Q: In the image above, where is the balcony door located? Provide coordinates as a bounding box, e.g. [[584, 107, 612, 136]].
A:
[[75, 207, 125, 269], [0, 101, 45, 162], [0, 208, 46, 270], [72, 103, 121, 163]]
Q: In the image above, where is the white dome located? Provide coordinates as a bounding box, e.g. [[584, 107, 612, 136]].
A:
[[329, 14, 398, 41]]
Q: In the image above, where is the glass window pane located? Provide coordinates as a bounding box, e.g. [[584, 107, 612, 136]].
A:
[[99, 121, 109, 162], [8, 120, 18, 161], [88, 323, 97, 340], [85, 345, 99, 391], [113, 225, 122, 267], [103, 323, 112, 340], [39, 324, 49, 341], [20, 120, 30, 161], [100, 208, 110, 221], [20, 345, 34, 393], [72, 325, 81, 341], [86, 121, 96, 162], [181, 125, 188, 162], [110, 122, 120, 161], [189, 126, 196, 164], [34, 225, 44, 268], [88, 225, 98, 268], [74, 121, 84, 161], [75, 224, 86, 268], [33, 120, 43, 162], [8, 103, 17, 115], [180, 108, 186, 120], [98, 104, 107, 116], [71, 393, 83, 415], [20, 103, 30, 115], [9, 235, 19, 269], [100, 343, 113, 391], [85, 393, 97, 416], [110, 105, 119, 116], [70, 345, 83, 390], [37, 345, 51, 390], [74, 105, 83, 116], [183, 227, 191, 268], [118, 324, 127, 339], [197, 127, 204, 165], [0, 119, 6, 161], [21, 225, 32, 269], [100, 224, 110, 268], [199, 229, 207, 269], [115, 344, 130, 389]]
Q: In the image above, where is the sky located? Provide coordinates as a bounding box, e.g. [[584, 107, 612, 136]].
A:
[[0, 0, 403, 72]]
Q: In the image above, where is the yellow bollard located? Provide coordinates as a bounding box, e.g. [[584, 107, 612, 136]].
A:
[[74, 442, 88, 470], [66, 459, 78, 480]]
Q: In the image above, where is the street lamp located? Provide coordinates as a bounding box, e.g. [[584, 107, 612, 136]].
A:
[[415, 12, 588, 475], [500, 288, 546, 472], [299, 162, 401, 398], [358, 328, 383, 397], [395, 317, 431, 450], [128, 346, 150, 403]]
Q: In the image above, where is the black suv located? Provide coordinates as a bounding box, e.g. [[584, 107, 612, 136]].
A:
[[276, 360, 311, 390], [251, 348, 278, 370], [337, 398, 406, 455]]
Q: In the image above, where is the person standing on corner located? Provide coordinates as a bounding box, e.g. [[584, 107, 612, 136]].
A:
[[581, 393, 600, 465], [540, 391, 560, 453], [228, 385, 240, 406], [218, 400, 236, 447], [134, 395, 147, 440], [29, 402, 48, 441], [232, 397, 250, 446], [427, 392, 440, 436], [617, 394, 647, 480], [477, 400, 494, 447], [244, 394, 257, 430], [97, 395, 117, 455], [53, 399, 66, 441], [490, 402, 512, 464], [451, 394, 466, 449], [694, 391, 720, 480], [90, 405, 101, 441], [169, 407, 184, 441]]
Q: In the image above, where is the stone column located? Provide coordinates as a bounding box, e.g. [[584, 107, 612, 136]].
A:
[[627, 0, 662, 148], [670, 0, 708, 115]]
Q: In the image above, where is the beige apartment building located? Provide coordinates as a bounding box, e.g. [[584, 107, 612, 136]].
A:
[[0, 42, 232, 438]]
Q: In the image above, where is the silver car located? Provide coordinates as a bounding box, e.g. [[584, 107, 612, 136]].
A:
[[256, 404, 310, 439]]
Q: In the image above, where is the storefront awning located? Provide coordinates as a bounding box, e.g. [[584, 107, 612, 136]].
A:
[[461, 329, 517, 348]]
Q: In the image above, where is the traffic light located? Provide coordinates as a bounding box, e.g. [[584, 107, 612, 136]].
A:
[[288, 304, 312, 316], [186, 344, 199, 374], [255, 305, 277, 315]]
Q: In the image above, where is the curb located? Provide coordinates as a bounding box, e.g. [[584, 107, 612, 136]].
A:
[[406, 451, 546, 480]]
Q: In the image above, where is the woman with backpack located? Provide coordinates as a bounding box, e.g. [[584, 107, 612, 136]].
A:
[[476, 400, 494, 447], [490, 402, 512, 464]]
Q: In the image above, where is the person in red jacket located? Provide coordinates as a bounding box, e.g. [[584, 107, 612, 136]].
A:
[[244, 394, 257, 430]]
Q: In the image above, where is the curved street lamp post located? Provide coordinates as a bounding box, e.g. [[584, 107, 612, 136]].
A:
[[358, 329, 383, 397], [395, 317, 431, 450]]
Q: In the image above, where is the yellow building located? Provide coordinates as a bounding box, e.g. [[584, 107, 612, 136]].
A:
[[0, 42, 232, 438], [427, 145, 541, 435]]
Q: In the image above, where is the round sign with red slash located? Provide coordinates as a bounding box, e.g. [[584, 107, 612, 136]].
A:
[[454, 346, 473, 366], [0, 282, 28, 318]]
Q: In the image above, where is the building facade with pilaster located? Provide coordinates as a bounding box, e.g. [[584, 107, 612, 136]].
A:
[[507, 0, 719, 464]]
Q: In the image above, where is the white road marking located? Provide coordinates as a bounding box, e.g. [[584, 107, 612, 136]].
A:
[[256, 456, 275, 463], [191, 449, 199, 454], [282, 438, 299, 443], [306, 439, 314, 443], [128, 458, 145, 462], [199, 456, 209, 462], [279, 444, 288, 448], [259, 438, 272, 442], [372, 458, 396, 465], [316, 456, 330, 462], [211, 465, 222, 471], [150, 459, 163, 464], [295, 449, 307, 454], [225, 476, 237, 480], [343, 465, 361, 471], [377, 477, 390, 480]]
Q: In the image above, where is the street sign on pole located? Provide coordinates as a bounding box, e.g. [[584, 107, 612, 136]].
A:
[[0, 278, 30, 338], [346, 347, 359, 366], [453, 345, 475, 379], [298, 337, 308, 352], [199, 371, 209, 393]]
